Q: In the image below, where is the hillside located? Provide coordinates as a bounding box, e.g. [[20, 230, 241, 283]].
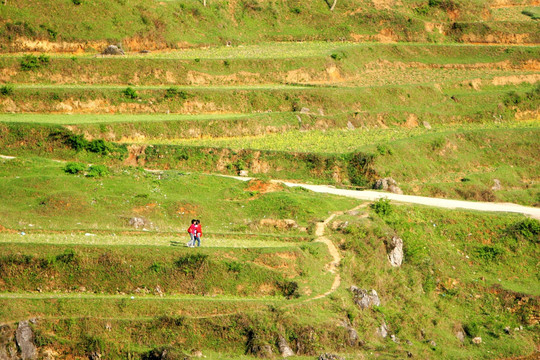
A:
[[0, 0, 539, 359]]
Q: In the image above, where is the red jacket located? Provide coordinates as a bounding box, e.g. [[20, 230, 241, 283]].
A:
[[187, 224, 202, 236]]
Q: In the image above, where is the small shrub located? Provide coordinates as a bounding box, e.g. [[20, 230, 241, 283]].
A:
[[226, 261, 243, 273], [223, 60, 230, 67], [149, 262, 163, 273], [123, 87, 138, 99], [175, 253, 208, 275], [64, 162, 86, 174], [55, 249, 79, 265], [430, 137, 445, 150], [278, 280, 300, 299], [194, 58, 200, 63], [376, 144, 394, 156], [464, 322, 480, 338], [291, 7, 301, 14], [0, 84, 14, 96], [72, 0, 83, 4], [81, 335, 105, 353], [66, 134, 89, 152], [330, 52, 345, 61], [503, 91, 521, 106], [87, 165, 109, 178], [509, 219, 540, 242], [20, 55, 40, 71], [474, 245, 505, 262], [164, 87, 189, 100], [371, 198, 392, 216], [87, 139, 110, 155]]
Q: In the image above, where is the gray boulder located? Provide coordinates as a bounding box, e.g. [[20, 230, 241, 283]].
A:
[[102, 45, 125, 55], [318, 354, 344, 360], [15, 321, 37, 360], [277, 335, 294, 357], [377, 321, 388, 338], [350, 286, 381, 309], [387, 236, 404, 267], [128, 217, 152, 229], [492, 179, 502, 191], [374, 177, 403, 194]]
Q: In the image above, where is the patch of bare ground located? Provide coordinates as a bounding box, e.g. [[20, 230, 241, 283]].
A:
[[365, 59, 540, 71], [490, 0, 540, 8], [492, 73, 540, 85], [245, 179, 283, 194], [461, 33, 532, 45]]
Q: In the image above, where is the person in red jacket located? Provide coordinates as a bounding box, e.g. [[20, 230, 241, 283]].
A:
[[186, 219, 197, 247], [193, 219, 202, 247]]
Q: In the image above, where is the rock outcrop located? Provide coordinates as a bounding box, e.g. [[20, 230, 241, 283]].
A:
[[350, 286, 381, 309], [374, 177, 403, 194], [386, 236, 404, 267], [15, 321, 37, 360], [277, 335, 294, 357], [102, 45, 125, 55]]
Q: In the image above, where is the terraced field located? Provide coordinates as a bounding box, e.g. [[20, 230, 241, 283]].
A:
[[1, 0, 539, 358]]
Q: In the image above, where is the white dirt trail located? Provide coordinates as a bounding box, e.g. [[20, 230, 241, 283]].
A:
[[224, 175, 540, 219]]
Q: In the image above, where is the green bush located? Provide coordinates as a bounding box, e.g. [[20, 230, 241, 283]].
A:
[[0, 84, 14, 96], [347, 152, 376, 186], [510, 219, 540, 242], [66, 134, 89, 152], [123, 87, 138, 99], [72, 0, 83, 5], [87, 139, 111, 155], [371, 197, 393, 216], [87, 165, 109, 178], [503, 91, 521, 106], [175, 253, 208, 274], [474, 245, 505, 262], [463, 322, 480, 338], [330, 52, 344, 61], [64, 162, 86, 174], [164, 87, 189, 100], [278, 280, 300, 299], [20, 54, 50, 71]]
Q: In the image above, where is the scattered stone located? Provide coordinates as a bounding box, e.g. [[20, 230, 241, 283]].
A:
[[386, 236, 404, 267], [16, 320, 37, 360], [139, 50, 150, 54], [259, 218, 298, 230], [374, 177, 403, 194], [300, 107, 310, 114], [191, 350, 203, 358], [504, 327, 510, 334], [89, 352, 102, 360], [101, 45, 125, 55], [377, 321, 388, 338], [407, 351, 413, 358], [406, 339, 413, 346], [318, 109, 325, 116], [347, 121, 355, 130], [390, 334, 399, 343], [128, 217, 153, 229], [318, 354, 344, 360], [277, 335, 294, 357], [423, 121, 432, 129], [238, 170, 249, 177], [105, 322, 112, 331], [492, 179, 502, 191], [456, 330, 465, 343], [350, 286, 381, 309], [472, 337, 482, 344], [429, 340, 436, 348], [154, 285, 164, 297]]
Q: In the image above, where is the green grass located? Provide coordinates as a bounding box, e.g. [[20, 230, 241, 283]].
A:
[[0, 157, 357, 232], [150, 121, 539, 154]]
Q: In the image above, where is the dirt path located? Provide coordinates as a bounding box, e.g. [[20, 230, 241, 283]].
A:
[[222, 175, 540, 219]]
